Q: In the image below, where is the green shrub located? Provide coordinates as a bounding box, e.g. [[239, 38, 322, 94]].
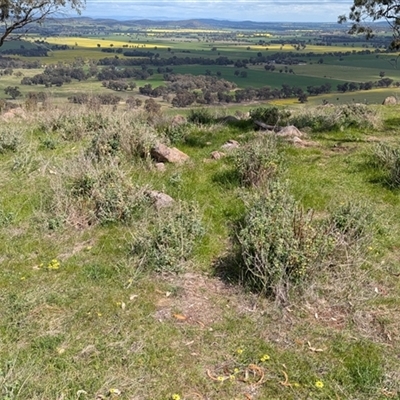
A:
[[235, 182, 372, 301], [249, 106, 291, 126], [290, 104, 381, 132], [236, 181, 332, 300], [187, 108, 214, 124], [0, 126, 20, 154], [164, 124, 190, 144], [131, 202, 205, 273], [39, 111, 110, 141], [370, 142, 400, 187], [329, 201, 373, 246], [232, 136, 282, 187], [86, 116, 160, 161], [50, 157, 148, 227]]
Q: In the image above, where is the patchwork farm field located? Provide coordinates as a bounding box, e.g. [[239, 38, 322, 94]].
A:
[[1, 21, 400, 107]]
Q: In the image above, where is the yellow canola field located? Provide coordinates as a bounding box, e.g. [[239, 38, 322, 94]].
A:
[[236, 43, 368, 53], [146, 29, 228, 33], [43, 36, 167, 49]]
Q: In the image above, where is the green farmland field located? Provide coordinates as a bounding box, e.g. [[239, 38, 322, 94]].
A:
[[1, 23, 400, 106]]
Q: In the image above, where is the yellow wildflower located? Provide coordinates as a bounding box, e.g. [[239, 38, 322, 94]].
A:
[[260, 354, 270, 362], [236, 348, 244, 355], [47, 259, 60, 270], [171, 394, 181, 400], [315, 380, 324, 388]]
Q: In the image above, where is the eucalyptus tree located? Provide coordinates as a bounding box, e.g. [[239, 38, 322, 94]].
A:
[[339, 0, 400, 49], [0, 0, 85, 47]]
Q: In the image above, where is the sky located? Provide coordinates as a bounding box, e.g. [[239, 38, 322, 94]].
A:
[[81, 0, 354, 23]]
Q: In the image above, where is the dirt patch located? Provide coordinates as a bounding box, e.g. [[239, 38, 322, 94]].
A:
[[58, 239, 96, 261], [327, 143, 357, 154], [154, 272, 253, 327]]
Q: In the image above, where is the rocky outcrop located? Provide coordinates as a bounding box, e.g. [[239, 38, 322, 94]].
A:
[[146, 190, 174, 209], [1, 107, 26, 121], [382, 96, 397, 105], [276, 125, 304, 138], [171, 115, 187, 126], [150, 143, 189, 164]]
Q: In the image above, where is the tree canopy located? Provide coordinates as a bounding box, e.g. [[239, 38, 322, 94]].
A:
[[0, 0, 85, 47], [339, 0, 400, 49]]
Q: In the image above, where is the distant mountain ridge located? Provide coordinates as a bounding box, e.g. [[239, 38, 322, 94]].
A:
[[48, 17, 344, 30]]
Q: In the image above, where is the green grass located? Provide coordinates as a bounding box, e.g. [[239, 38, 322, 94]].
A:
[[0, 102, 400, 399]]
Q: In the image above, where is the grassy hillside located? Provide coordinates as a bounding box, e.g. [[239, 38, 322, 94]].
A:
[[1, 101, 400, 399]]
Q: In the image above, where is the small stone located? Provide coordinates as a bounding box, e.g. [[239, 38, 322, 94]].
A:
[[210, 151, 225, 160], [146, 190, 174, 209], [221, 139, 240, 150], [155, 162, 166, 172]]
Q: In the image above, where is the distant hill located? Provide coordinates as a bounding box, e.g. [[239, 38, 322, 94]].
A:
[[47, 17, 344, 31]]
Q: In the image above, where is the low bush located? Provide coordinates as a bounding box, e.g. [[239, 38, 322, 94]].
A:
[[50, 156, 148, 227], [86, 117, 160, 161], [370, 142, 400, 187], [290, 104, 381, 132], [232, 135, 282, 187], [163, 124, 191, 144], [130, 201, 205, 273], [329, 201, 374, 247], [249, 106, 291, 126], [235, 181, 373, 301], [0, 126, 21, 154], [187, 108, 215, 125], [236, 181, 332, 301], [38, 110, 110, 141]]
